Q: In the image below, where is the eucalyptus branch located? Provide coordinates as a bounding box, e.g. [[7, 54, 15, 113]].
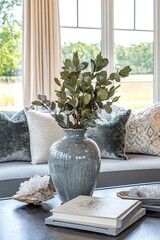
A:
[[32, 52, 131, 129]]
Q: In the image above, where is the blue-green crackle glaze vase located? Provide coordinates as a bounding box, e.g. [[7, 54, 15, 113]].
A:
[[48, 129, 101, 203]]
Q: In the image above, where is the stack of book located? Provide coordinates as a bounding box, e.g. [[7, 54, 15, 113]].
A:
[[45, 195, 146, 236]]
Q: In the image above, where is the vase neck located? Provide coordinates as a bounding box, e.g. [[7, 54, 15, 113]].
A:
[[64, 129, 86, 139]]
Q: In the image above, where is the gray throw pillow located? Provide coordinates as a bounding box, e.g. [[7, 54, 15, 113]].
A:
[[0, 110, 31, 162], [85, 110, 131, 160]]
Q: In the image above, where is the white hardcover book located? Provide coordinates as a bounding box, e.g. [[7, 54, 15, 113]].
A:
[[48, 195, 141, 228], [45, 208, 146, 236]]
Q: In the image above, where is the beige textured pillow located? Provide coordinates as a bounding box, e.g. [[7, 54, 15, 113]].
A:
[[25, 108, 64, 164], [125, 103, 160, 155]]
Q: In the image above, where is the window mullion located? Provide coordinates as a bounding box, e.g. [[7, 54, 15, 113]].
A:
[[134, 0, 136, 30], [101, 0, 114, 73], [153, 0, 160, 102], [77, 0, 79, 27]]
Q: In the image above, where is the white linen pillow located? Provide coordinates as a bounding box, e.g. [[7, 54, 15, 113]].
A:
[[125, 103, 160, 155], [25, 108, 64, 164]]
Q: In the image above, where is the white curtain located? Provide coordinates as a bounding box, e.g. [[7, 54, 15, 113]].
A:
[[23, 0, 62, 106]]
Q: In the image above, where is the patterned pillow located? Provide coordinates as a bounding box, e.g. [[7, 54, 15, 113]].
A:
[[0, 110, 31, 162], [125, 103, 160, 155], [85, 110, 131, 160]]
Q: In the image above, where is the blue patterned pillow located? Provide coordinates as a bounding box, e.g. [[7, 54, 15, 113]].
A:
[[85, 110, 131, 160], [0, 110, 31, 162]]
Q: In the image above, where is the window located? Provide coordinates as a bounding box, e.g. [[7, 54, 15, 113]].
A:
[[0, 0, 157, 111], [59, 0, 102, 64], [114, 0, 154, 109], [0, 0, 22, 111], [59, 0, 155, 110]]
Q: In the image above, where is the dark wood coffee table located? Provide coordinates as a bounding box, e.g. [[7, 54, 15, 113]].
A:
[[1, 184, 160, 240]]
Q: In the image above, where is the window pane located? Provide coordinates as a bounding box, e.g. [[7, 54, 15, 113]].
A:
[[114, 30, 153, 109], [59, 0, 77, 26], [61, 28, 101, 45], [114, 0, 134, 29], [114, 30, 153, 47], [114, 30, 153, 75], [78, 0, 101, 28], [117, 80, 153, 110], [115, 30, 153, 75], [135, 0, 153, 30], [0, 0, 22, 111], [61, 28, 101, 63]]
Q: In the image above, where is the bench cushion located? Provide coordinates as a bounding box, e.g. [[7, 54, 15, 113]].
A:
[[1, 154, 160, 198]]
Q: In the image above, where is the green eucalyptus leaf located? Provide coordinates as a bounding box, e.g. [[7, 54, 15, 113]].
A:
[[95, 53, 109, 71], [83, 93, 91, 105], [106, 101, 112, 106], [50, 101, 56, 110], [76, 63, 85, 72], [45, 100, 51, 107], [70, 75, 77, 87], [104, 104, 112, 113], [54, 77, 61, 86], [73, 51, 78, 58], [103, 58, 109, 66], [64, 59, 72, 69], [112, 96, 121, 102], [55, 114, 64, 122], [85, 85, 93, 94], [64, 75, 77, 87], [57, 102, 64, 109], [82, 72, 91, 78], [63, 83, 75, 93], [104, 80, 112, 86], [95, 65, 103, 72], [38, 94, 47, 101], [73, 56, 79, 67], [60, 71, 69, 80], [81, 62, 89, 70], [114, 73, 121, 82], [68, 66, 76, 73], [56, 91, 66, 99], [96, 52, 103, 61], [98, 88, 108, 101], [32, 100, 43, 106], [119, 66, 132, 77], [108, 86, 115, 98], [108, 73, 115, 80], [64, 103, 73, 111], [81, 108, 91, 117], [97, 71, 107, 84], [91, 59, 96, 73], [67, 98, 77, 107], [84, 76, 92, 86]]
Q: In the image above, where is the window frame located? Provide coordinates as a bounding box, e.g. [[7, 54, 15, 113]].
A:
[[60, 0, 159, 105], [102, 0, 159, 104]]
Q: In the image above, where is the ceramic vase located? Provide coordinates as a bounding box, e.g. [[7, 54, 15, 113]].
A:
[[48, 129, 101, 203]]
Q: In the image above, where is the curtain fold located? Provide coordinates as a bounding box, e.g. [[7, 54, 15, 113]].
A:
[[23, 0, 62, 106]]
